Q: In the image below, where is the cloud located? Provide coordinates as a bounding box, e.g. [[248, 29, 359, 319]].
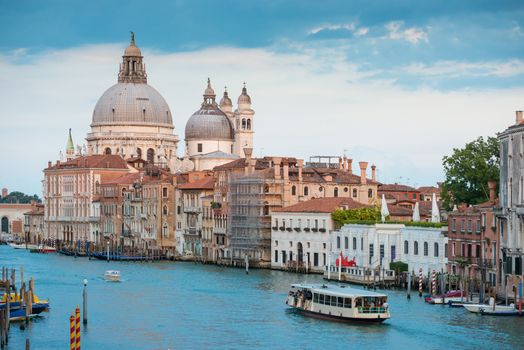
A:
[[0, 43, 521, 195], [308, 23, 355, 35], [307, 23, 369, 39], [385, 21, 428, 44], [402, 60, 524, 78]]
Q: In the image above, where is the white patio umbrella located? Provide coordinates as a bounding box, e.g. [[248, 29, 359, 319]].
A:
[[412, 202, 420, 222], [431, 193, 441, 223], [381, 194, 390, 222]]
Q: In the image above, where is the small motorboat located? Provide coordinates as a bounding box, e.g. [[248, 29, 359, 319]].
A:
[[425, 290, 466, 304], [104, 270, 121, 282], [463, 298, 519, 316], [0, 293, 50, 321]]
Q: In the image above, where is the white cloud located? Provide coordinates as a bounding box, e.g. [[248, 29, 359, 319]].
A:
[[308, 23, 355, 35], [403, 60, 524, 78], [0, 44, 521, 194], [386, 21, 428, 44], [354, 27, 369, 37]]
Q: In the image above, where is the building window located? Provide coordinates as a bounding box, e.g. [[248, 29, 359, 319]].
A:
[[162, 187, 168, 197], [264, 185, 269, 193], [136, 148, 142, 158], [434, 243, 439, 257], [304, 186, 309, 196], [274, 250, 278, 263], [412, 193, 416, 200], [461, 219, 465, 233], [163, 206, 168, 215], [105, 147, 112, 155], [424, 242, 428, 256], [476, 244, 480, 258], [414, 241, 419, 255], [380, 244, 384, 261], [242, 119, 246, 129], [467, 219, 472, 233], [291, 185, 296, 196], [344, 237, 348, 249], [247, 119, 251, 130], [147, 148, 155, 163], [197, 143, 203, 153], [368, 189, 373, 198], [451, 218, 456, 232], [352, 189, 357, 198], [337, 236, 341, 249], [476, 219, 480, 233], [352, 237, 356, 250], [404, 240, 409, 254], [369, 244, 374, 264], [334, 187, 339, 197], [445, 243, 448, 258]]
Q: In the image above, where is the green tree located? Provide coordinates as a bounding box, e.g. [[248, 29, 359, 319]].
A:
[[441, 136, 499, 209], [0, 191, 40, 204]]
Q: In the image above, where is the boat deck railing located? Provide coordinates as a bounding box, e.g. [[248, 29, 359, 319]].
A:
[[357, 307, 387, 314]]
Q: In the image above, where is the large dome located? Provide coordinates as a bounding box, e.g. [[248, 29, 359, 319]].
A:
[[91, 83, 173, 127], [185, 107, 234, 140]]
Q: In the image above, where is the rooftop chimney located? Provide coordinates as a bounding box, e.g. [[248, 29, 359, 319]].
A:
[[282, 160, 289, 180], [297, 159, 303, 181], [371, 164, 376, 181], [47, 161, 52, 168], [244, 147, 253, 174], [488, 180, 497, 203], [347, 159, 353, 174], [359, 161, 368, 185], [516, 110, 523, 125], [339, 157, 344, 170], [273, 157, 282, 180]]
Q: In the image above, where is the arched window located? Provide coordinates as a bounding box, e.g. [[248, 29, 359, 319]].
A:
[[352, 237, 357, 250], [424, 242, 428, 256], [414, 241, 419, 255], [334, 187, 339, 197], [404, 240, 409, 254], [136, 148, 142, 158], [352, 188, 357, 198], [104, 147, 112, 155], [242, 118, 246, 130], [337, 236, 341, 249], [344, 237, 348, 249], [121, 188, 126, 197], [291, 185, 296, 196], [147, 148, 155, 163], [304, 186, 309, 196], [264, 185, 269, 193], [163, 205, 168, 215], [319, 186, 323, 192], [368, 189, 373, 198], [434, 242, 439, 257], [246, 119, 251, 130]]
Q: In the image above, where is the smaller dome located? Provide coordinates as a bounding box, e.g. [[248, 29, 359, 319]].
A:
[[124, 32, 142, 57], [219, 88, 232, 106], [204, 78, 215, 96], [238, 83, 251, 104]]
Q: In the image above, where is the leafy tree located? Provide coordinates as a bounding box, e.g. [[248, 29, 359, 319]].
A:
[[441, 136, 499, 209], [331, 207, 381, 227], [390, 261, 408, 274], [0, 191, 40, 204]]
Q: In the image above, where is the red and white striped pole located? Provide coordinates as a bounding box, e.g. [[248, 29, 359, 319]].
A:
[[75, 306, 81, 350], [419, 268, 423, 296], [432, 270, 436, 295], [70, 313, 75, 350]]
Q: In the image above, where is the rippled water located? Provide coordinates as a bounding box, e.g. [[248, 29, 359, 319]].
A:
[[1, 245, 523, 349]]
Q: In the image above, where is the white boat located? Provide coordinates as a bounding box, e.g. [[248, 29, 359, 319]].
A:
[[286, 283, 390, 323], [463, 298, 519, 315], [104, 270, 121, 282]]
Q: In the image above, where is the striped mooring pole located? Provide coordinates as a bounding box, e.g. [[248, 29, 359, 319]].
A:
[[69, 313, 75, 350], [75, 306, 81, 350], [431, 270, 436, 295], [418, 268, 422, 297]]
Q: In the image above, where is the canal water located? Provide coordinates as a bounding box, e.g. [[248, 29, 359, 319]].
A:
[[1, 245, 523, 350]]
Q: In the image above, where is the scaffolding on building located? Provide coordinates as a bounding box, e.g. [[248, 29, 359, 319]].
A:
[[228, 172, 272, 264]]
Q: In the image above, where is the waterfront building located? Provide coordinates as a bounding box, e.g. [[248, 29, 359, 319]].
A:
[[498, 110, 524, 288], [334, 223, 448, 276], [379, 184, 422, 202], [175, 172, 214, 256], [0, 203, 32, 236], [42, 154, 130, 244], [85, 34, 180, 170], [23, 201, 45, 244], [270, 197, 368, 273], [214, 153, 380, 266], [447, 182, 498, 289], [418, 185, 442, 202]]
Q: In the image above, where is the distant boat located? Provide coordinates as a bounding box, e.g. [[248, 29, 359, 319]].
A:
[[104, 270, 121, 282], [0, 293, 50, 321], [30, 245, 57, 253], [8, 243, 39, 250]]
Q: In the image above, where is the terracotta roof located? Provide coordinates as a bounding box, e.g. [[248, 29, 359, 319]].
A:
[[379, 184, 418, 192], [177, 176, 214, 190], [417, 186, 439, 193], [388, 204, 414, 216], [102, 172, 141, 185], [273, 197, 368, 213], [46, 155, 129, 170], [24, 204, 45, 215]]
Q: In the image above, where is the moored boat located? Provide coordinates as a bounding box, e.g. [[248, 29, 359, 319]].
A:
[[425, 290, 466, 304], [286, 283, 390, 323], [104, 270, 121, 282], [463, 298, 519, 316]]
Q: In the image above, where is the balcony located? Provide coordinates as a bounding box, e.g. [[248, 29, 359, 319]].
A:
[[185, 228, 201, 236], [184, 207, 201, 214], [451, 256, 494, 268], [214, 227, 226, 235]]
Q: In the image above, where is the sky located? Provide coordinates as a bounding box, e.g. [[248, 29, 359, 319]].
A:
[[1, 0, 523, 196]]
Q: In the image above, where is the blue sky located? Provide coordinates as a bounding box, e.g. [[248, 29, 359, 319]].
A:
[[1, 0, 524, 195]]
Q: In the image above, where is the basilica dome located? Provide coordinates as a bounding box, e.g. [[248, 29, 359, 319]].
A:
[[185, 79, 234, 140], [91, 83, 173, 127]]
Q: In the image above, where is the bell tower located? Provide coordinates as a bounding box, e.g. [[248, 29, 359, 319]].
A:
[[233, 83, 255, 157]]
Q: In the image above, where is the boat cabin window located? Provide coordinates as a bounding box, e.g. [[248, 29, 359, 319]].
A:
[[313, 293, 353, 308], [344, 298, 352, 308]]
